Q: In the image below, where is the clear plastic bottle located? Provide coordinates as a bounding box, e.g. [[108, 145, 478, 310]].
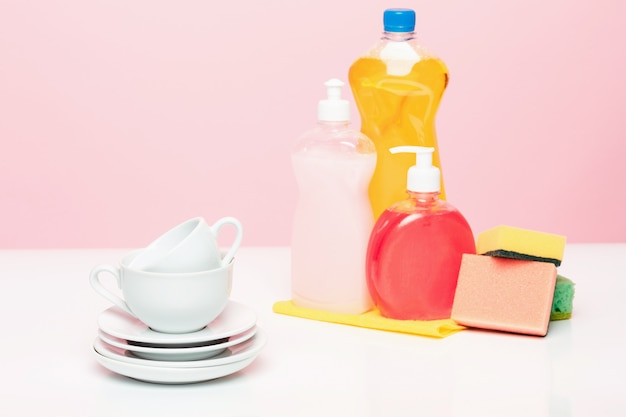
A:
[[291, 79, 376, 314], [349, 8, 448, 220], [366, 147, 475, 320]]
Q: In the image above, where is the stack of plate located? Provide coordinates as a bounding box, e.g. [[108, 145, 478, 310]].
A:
[[92, 300, 266, 384]]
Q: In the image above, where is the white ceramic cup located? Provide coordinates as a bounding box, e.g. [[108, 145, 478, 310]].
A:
[[128, 216, 243, 273], [90, 251, 233, 334]]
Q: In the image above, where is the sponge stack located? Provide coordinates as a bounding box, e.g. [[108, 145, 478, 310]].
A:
[[476, 225, 566, 266], [452, 225, 574, 337]]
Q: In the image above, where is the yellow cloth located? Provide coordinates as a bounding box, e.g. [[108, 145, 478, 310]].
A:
[[272, 300, 465, 339]]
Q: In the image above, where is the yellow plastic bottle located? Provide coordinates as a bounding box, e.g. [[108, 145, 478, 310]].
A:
[[349, 8, 448, 219]]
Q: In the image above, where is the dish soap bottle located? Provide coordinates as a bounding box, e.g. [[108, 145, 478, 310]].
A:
[[366, 146, 475, 320], [291, 79, 376, 314], [349, 8, 449, 220]]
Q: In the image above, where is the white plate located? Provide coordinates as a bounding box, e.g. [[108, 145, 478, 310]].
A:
[[93, 351, 258, 384], [97, 300, 256, 345], [98, 326, 256, 362], [93, 328, 267, 369]]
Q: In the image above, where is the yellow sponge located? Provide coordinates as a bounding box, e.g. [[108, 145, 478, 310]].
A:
[[477, 225, 566, 266]]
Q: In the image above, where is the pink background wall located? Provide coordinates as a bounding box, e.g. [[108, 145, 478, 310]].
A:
[[1, 1, 625, 249]]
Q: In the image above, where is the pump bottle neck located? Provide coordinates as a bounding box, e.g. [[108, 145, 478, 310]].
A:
[[408, 190, 439, 203], [317, 120, 349, 127]]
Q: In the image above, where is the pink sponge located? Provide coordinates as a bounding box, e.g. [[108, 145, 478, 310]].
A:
[[451, 254, 557, 336]]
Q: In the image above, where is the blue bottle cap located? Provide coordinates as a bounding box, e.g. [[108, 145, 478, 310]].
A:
[[383, 8, 416, 32]]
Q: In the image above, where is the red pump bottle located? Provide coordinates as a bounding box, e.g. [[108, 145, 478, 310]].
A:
[[366, 146, 476, 320]]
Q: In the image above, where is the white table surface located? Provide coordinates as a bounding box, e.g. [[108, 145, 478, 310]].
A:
[[1, 244, 624, 416]]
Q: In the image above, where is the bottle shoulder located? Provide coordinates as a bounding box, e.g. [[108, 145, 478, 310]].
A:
[[362, 37, 440, 61], [375, 199, 474, 240], [293, 124, 376, 155], [388, 196, 459, 214], [349, 43, 448, 80]]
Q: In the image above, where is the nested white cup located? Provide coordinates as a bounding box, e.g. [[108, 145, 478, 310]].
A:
[[90, 251, 233, 334], [128, 216, 242, 273]]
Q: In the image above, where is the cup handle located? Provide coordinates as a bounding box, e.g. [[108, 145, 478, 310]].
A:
[[210, 217, 243, 266], [89, 264, 135, 317]]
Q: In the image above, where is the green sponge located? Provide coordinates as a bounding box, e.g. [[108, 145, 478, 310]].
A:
[[551, 275, 575, 320], [477, 225, 566, 267]]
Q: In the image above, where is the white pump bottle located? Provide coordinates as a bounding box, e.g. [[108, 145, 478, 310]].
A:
[[291, 79, 376, 314]]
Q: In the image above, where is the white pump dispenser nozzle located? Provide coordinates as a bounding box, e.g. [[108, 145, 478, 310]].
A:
[[318, 79, 350, 122], [390, 146, 440, 193]]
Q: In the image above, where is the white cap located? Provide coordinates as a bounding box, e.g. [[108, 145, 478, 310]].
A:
[[318, 79, 350, 122], [390, 146, 440, 192]]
